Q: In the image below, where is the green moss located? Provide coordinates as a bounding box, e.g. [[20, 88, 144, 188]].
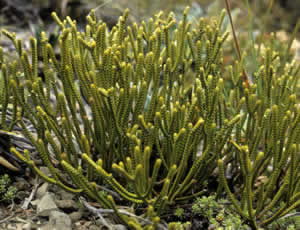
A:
[[0, 174, 17, 203], [168, 221, 191, 230], [174, 207, 185, 219], [192, 195, 249, 229]]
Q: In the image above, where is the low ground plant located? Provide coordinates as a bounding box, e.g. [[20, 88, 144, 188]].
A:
[[0, 4, 299, 229]]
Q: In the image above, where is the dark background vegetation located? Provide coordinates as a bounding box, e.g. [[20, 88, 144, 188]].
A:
[[0, 0, 299, 31]]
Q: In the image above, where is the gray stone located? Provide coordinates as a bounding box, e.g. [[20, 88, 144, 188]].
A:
[[74, 224, 88, 230], [89, 225, 100, 230], [31, 198, 40, 206], [57, 189, 76, 200], [95, 218, 127, 230], [55, 199, 78, 211], [37, 192, 58, 217], [49, 211, 72, 230], [83, 221, 93, 228], [40, 211, 72, 230], [69, 211, 83, 222], [39, 224, 52, 230], [14, 177, 31, 190], [7, 224, 17, 230], [36, 183, 49, 199], [39, 167, 51, 177], [20, 222, 32, 230], [113, 224, 128, 230]]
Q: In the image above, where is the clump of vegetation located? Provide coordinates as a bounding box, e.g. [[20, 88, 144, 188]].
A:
[[168, 221, 191, 230], [0, 4, 299, 229], [192, 195, 249, 229], [265, 206, 300, 230], [174, 207, 185, 220], [0, 174, 17, 203]]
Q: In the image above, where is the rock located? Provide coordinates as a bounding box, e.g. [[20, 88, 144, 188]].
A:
[[14, 177, 31, 190], [41, 211, 72, 230], [70, 211, 83, 222], [113, 224, 128, 230], [55, 199, 78, 211], [74, 221, 97, 230], [30, 199, 41, 207], [82, 221, 93, 228], [20, 222, 32, 230], [89, 225, 100, 230], [95, 217, 127, 230], [50, 211, 72, 230], [40, 167, 51, 177], [36, 183, 49, 199], [31, 199, 40, 206], [57, 188, 76, 200], [37, 192, 58, 217], [6, 224, 17, 230], [74, 223, 88, 230]]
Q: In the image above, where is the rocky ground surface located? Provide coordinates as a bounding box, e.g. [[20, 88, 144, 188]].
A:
[[0, 172, 129, 230]]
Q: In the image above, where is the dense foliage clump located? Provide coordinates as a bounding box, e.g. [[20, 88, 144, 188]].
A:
[[0, 174, 17, 203], [0, 6, 299, 229]]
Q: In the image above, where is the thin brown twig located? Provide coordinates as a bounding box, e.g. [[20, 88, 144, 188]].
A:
[[224, 0, 250, 88], [80, 197, 168, 229], [0, 202, 15, 224]]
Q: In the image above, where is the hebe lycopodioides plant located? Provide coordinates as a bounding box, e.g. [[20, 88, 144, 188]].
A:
[[0, 5, 299, 229]]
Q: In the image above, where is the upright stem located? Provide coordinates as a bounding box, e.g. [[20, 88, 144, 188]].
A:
[[224, 0, 249, 88]]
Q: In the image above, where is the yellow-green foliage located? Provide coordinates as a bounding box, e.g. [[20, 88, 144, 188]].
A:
[[0, 174, 17, 203], [0, 6, 299, 229]]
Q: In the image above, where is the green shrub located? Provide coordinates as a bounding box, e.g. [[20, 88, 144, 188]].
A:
[[192, 195, 249, 229], [0, 6, 299, 229], [0, 174, 17, 203], [168, 221, 191, 230], [174, 207, 185, 219]]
